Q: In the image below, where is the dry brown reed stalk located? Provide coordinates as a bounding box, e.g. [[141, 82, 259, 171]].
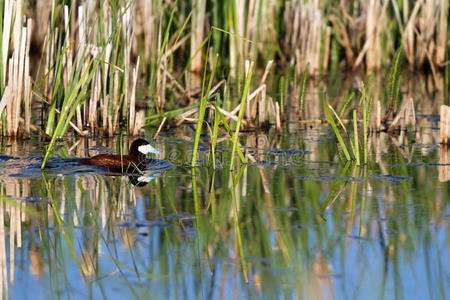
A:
[[1, 0, 33, 137], [129, 56, 140, 135], [329, 14, 355, 67], [44, 3, 57, 105], [285, 0, 321, 75], [154, 116, 167, 139], [1, 2, 12, 87], [102, 6, 112, 134], [251, 60, 273, 125], [376, 100, 381, 132], [397, 0, 446, 69], [122, 5, 134, 124], [227, 0, 246, 77], [190, 0, 207, 74], [275, 102, 281, 134], [436, 0, 448, 66], [63, 5, 73, 90], [364, 0, 388, 71], [134, 0, 157, 66], [439, 145, 450, 182], [387, 97, 417, 132], [440, 105, 450, 144]]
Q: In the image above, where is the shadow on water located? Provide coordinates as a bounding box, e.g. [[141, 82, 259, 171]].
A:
[[0, 111, 448, 299]]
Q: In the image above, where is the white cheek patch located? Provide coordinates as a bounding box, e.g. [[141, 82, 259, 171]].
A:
[[138, 144, 161, 154], [137, 176, 154, 183]]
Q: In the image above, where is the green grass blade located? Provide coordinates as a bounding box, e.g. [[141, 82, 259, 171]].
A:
[[191, 50, 218, 167], [230, 61, 254, 171], [323, 95, 351, 161], [353, 110, 360, 165]]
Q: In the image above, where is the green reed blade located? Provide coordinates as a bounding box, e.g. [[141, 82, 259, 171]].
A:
[[299, 63, 309, 118], [213, 104, 246, 164], [42, 174, 85, 278], [190, 47, 218, 167], [230, 172, 248, 283], [358, 168, 367, 239], [323, 95, 351, 161], [338, 91, 355, 117], [144, 102, 200, 123], [230, 62, 254, 171], [321, 161, 351, 211], [191, 50, 218, 167], [353, 110, 360, 165], [41, 57, 97, 169], [0, 195, 38, 217], [149, 0, 178, 96], [210, 98, 220, 169], [362, 86, 368, 165]]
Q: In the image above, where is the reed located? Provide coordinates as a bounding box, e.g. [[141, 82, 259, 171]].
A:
[[0, 0, 446, 140], [323, 94, 351, 161], [230, 61, 254, 171], [0, 0, 33, 137], [190, 47, 218, 167]]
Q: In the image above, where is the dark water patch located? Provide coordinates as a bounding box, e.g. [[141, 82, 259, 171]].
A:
[[273, 207, 298, 211], [347, 235, 380, 242], [11, 196, 49, 204], [163, 212, 195, 222], [117, 221, 169, 228], [254, 160, 278, 166], [384, 203, 425, 207], [419, 114, 439, 122], [390, 162, 450, 167], [368, 174, 413, 183], [205, 256, 273, 265], [315, 273, 343, 279], [265, 149, 311, 155], [303, 160, 337, 165], [178, 186, 192, 191], [377, 217, 398, 221], [399, 143, 437, 149], [297, 175, 361, 182]]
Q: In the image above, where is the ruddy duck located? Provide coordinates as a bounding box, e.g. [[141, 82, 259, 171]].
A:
[[79, 138, 161, 173]]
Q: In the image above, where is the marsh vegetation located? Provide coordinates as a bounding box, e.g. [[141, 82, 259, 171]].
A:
[[0, 0, 449, 299]]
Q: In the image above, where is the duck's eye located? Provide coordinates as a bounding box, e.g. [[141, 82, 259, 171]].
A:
[[138, 144, 161, 154]]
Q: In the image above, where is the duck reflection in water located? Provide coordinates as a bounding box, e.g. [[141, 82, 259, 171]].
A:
[[79, 138, 161, 186]]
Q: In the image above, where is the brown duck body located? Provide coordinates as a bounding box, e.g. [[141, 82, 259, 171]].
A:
[[79, 138, 158, 173], [79, 154, 145, 172]]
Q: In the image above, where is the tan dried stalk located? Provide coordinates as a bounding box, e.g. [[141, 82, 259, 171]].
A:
[[190, 0, 206, 73], [129, 56, 140, 135], [435, 0, 448, 65], [286, 0, 321, 75], [1, 0, 12, 87], [102, 6, 112, 133]]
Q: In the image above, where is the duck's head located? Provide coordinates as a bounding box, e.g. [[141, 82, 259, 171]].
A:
[[129, 138, 161, 160]]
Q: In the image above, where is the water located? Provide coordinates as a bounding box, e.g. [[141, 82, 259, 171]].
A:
[[0, 117, 449, 299]]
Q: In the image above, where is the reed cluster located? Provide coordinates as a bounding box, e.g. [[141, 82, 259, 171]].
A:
[[0, 0, 448, 139]]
